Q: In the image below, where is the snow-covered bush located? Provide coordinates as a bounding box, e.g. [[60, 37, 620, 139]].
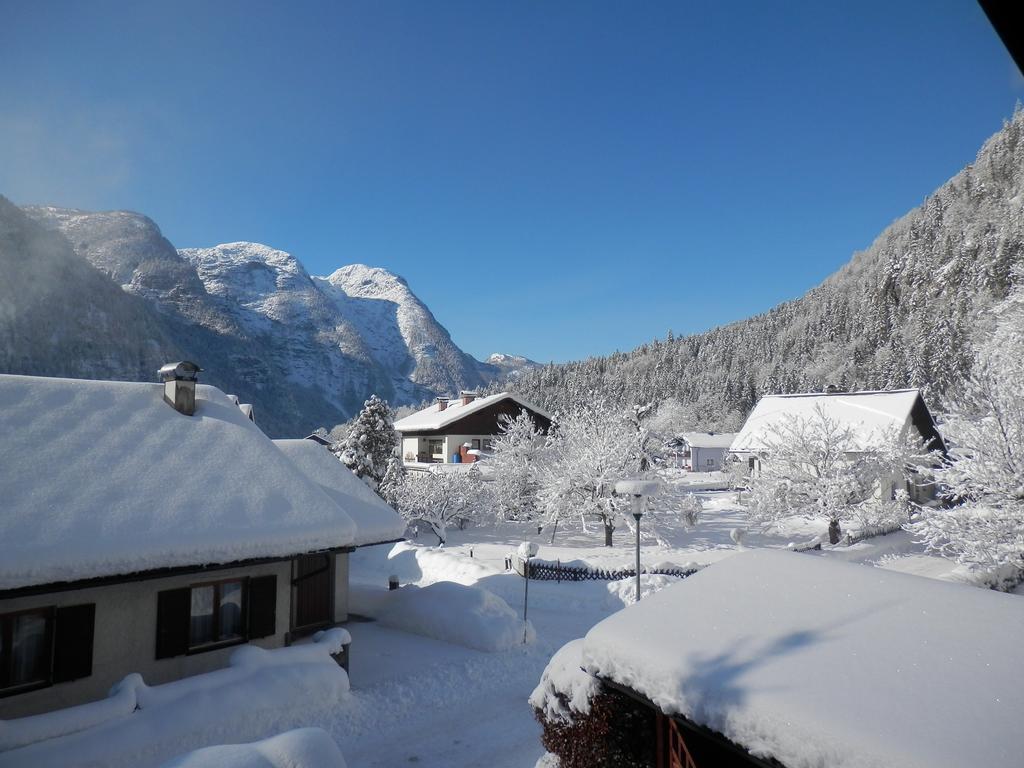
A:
[[334, 395, 397, 491], [390, 468, 492, 545], [911, 283, 1024, 584], [530, 640, 655, 768]]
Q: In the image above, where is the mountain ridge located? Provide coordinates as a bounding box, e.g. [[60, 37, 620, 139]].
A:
[[7, 206, 524, 435]]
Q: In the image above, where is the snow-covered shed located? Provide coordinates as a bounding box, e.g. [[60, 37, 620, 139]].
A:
[[0, 372, 393, 720], [730, 388, 944, 501], [394, 391, 551, 465], [575, 550, 1024, 768], [667, 432, 738, 471]]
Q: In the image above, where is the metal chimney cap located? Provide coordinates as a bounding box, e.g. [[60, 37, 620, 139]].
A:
[[159, 361, 203, 382]]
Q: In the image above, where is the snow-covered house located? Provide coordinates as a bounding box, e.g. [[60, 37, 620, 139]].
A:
[[729, 388, 945, 502], [0, 370, 404, 720], [393, 391, 551, 465], [666, 432, 738, 471], [551, 550, 1024, 768]]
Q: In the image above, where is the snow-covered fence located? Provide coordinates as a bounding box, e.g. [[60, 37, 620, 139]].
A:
[[513, 557, 700, 582]]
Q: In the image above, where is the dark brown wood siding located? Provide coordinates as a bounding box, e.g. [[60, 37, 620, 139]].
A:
[[155, 587, 191, 659], [292, 554, 332, 631], [247, 575, 277, 639], [401, 397, 552, 438], [52, 604, 95, 683]]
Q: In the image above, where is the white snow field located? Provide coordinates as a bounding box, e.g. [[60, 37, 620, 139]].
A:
[[160, 728, 347, 768], [0, 488, 998, 767]]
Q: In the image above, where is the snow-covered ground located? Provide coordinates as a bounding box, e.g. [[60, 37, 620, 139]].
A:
[[8, 488, 981, 767]]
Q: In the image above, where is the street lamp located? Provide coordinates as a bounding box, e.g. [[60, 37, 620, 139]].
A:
[[518, 541, 539, 643], [615, 478, 663, 603]]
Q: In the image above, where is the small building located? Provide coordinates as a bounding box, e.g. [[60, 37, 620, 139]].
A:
[[729, 388, 945, 503], [393, 391, 551, 465], [0, 368, 404, 720], [557, 550, 1024, 768], [666, 432, 738, 471]]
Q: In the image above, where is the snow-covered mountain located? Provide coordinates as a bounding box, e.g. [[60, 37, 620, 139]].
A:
[[316, 264, 486, 402], [0, 198, 182, 382], [480, 353, 542, 379], [8, 207, 514, 436]]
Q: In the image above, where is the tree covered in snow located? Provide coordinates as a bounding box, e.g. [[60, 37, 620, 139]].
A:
[[390, 469, 492, 545], [488, 410, 545, 522], [535, 401, 644, 546], [746, 404, 930, 544], [911, 282, 1024, 583], [378, 454, 407, 508], [334, 394, 397, 491]]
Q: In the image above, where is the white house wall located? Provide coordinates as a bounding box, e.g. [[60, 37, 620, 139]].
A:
[[0, 560, 291, 720], [691, 446, 728, 471]]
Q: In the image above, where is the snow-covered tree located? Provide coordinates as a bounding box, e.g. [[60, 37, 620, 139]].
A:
[[335, 395, 397, 491], [746, 403, 929, 544], [626, 402, 656, 471], [911, 283, 1024, 582], [378, 454, 407, 508], [390, 469, 492, 545], [488, 410, 545, 521], [535, 401, 640, 546]]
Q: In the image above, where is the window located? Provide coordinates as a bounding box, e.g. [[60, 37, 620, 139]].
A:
[[189, 579, 246, 649], [428, 439, 444, 461], [482, 438, 494, 452], [471, 438, 481, 450], [1, 604, 95, 696], [0, 609, 52, 694], [157, 575, 276, 660]]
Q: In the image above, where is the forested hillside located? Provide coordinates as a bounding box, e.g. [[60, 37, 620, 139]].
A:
[[510, 109, 1024, 427]]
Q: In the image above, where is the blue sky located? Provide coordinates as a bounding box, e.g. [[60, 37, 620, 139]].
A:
[[1, 1, 1020, 363]]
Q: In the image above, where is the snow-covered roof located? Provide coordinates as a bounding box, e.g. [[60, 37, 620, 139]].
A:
[[0, 374, 357, 590], [273, 439, 406, 546], [730, 389, 924, 453], [393, 392, 551, 433], [678, 432, 737, 449], [581, 550, 1024, 768]]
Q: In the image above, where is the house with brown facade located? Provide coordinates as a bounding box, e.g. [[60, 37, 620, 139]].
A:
[[0, 366, 405, 720], [394, 391, 551, 465]]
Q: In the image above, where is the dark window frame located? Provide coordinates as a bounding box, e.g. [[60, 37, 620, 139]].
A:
[[0, 606, 55, 698], [186, 577, 249, 654]]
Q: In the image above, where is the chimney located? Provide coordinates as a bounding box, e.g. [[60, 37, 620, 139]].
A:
[[437, 397, 449, 412], [460, 390, 478, 406], [159, 361, 202, 416]]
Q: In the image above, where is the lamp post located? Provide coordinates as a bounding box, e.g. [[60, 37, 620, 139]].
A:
[[631, 494, 644, 604], [518, 541, 539, 643], [615, 478, 663, 604]]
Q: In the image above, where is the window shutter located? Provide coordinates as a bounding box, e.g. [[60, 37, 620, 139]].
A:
[[52, 604, 96, 683], [155, 588, 191, 659], [247, 575, 277, 639]]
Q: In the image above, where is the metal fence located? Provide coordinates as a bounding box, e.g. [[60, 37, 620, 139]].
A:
[[513, 558, 699, 582]]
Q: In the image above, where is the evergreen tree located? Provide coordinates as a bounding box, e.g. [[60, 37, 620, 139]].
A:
[[335, 394, 397, 491]]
